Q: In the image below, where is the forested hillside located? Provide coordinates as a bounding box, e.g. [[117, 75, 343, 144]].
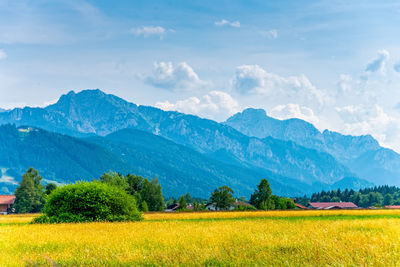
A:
[[308, 186, 400, 208]]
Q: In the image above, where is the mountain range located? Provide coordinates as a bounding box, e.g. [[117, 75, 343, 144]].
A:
[[225, 108, 400, 186], [0, 89, 395, 197]]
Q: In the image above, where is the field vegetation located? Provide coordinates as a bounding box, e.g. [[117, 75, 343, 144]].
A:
[[1, 210, 400, 266]]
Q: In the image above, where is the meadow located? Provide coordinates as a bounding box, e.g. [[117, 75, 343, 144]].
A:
[[1, 210, 400, 266]]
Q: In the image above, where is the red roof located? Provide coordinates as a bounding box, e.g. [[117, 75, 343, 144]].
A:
[[0, 195, 15, 205], [309, 202, 357, 209], [295, 203, 309, 209], [233, 201, 254, 207], [385, 205, 400, 209]]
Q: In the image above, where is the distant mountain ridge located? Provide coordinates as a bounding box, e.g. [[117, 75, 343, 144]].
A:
[[225, 108, 400, 186], [0, 89, 382, 196], [0, 124, 351, 197], [225, 108, 381, 161], [0, 89, 151, 137]]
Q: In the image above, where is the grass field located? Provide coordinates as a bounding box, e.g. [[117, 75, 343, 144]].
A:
[[1, 210, 400, 266]]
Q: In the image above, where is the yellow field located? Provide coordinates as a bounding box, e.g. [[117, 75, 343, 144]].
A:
[[1, 210, 400, 266]]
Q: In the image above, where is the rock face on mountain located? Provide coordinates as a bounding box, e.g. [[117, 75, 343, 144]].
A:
[[144, 106, 359, 185], [0, 90, 151, 136], [88, 128, 315, 197], [0, 89, 380, 195], [0, 124, 322, 197], [225, 108, 380, 161], [225, 108, 400, 186]]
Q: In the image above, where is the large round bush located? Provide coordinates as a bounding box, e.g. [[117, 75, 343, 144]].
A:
[[34, 182, 142, 223]]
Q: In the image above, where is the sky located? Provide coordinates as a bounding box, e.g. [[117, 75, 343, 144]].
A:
[[1, 0, 400, 151]]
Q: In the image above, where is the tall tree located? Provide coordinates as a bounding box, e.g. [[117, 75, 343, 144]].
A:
[[100, 172, 129, 191], [250, 178, 273, 210], [141, 200, 149, 212], [45, 183, 57, 195], [178, 196, 187, 210], [384, 194, 393, 205], [210, 186, 235, 211], [14, 168, 45, 213], [126, 174, 144, 195], [184, 193, 193, 204], [141, 178, 164, 211], [100, 173, 164, 211]]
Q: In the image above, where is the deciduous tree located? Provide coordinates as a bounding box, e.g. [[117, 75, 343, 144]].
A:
[[250, 179, 273, 210], [14, 168, 45, 213], [210, 185, 235, 211]]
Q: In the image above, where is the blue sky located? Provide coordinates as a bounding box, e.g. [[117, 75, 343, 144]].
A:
[[1, 0, 400, 150]]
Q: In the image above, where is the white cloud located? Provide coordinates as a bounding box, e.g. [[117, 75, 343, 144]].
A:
[[335, 104, 400, 148], [260, 29, 278, 39], [233, 64, 327, 108], [155, 91, 239, 121], [365, 49, 390, 74], [270, 104, 319, 125], [335, 73, 368, 101], [130, 26, 169, 39], [145, 61, 209, 90], [0, 49, 6, 60], [337, 74, 352, 93], [215, 19, 240, 28]]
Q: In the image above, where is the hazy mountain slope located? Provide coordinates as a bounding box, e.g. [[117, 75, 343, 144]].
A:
[[0, 89, 368, 190], [137, 105, 356, 185], [349, 148, 400, 186], [331, 176, 374, 191], [225, 108, 380, 162], [0, 124, 129, 194], [225, 108, 400, 185], [87, 128, 311, 197], [0, 124, 312, 197]]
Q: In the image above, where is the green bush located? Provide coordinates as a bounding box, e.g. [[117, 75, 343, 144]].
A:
[[33, 182, 142, 223], [233, 205, 257, 211]]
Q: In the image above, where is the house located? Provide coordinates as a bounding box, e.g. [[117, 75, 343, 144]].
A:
[[0, 195, 15, 214], [165, 203, 196, 212], [205, 202, 217, 211], [206, 200, 255, 211], [294, 203, 309, 210], [165, 203, 180, 212], [384, 205, 400, 209], [308, 202, 358, 210]]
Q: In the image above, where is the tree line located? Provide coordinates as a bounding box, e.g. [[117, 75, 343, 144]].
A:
[[13, 169, 165, 213], [170, 179, 295, 211], [12, 168, 295, 214], [295, 185, 400, 208]]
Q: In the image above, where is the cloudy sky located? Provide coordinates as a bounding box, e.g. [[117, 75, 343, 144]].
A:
[[1, 0, 400, 151]]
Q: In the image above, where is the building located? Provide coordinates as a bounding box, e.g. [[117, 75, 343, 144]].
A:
[[384, 205, 400, 209], [165, 203, 180, 212], [206, 200, 255, 211], [308, 202, 358, 210], [294, 203, 309, 210], [165, 203, 196, 212], [0, 195, 15, 214]]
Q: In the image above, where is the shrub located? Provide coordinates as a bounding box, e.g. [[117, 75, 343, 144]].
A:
[[234, 205, 257, 211], [33, 182, 142, 223]]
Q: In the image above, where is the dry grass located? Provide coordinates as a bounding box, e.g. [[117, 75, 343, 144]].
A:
[[144, 209, 400, 220], [1, 210, 400, 266]]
